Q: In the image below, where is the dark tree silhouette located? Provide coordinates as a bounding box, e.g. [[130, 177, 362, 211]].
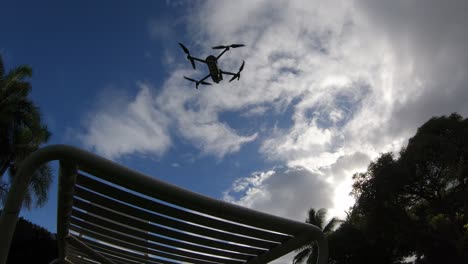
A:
[[2, 211, 57, 264], [327, 212, 385, 264], [346, 113, 468, 264], [0, 54, 53, 209]]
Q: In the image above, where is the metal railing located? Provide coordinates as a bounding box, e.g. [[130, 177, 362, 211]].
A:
[[0, 145, 328, 264]]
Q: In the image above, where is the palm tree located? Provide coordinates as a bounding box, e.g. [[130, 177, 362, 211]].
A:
[[0, 54, 52, 209], [293, 208, 341, 264]]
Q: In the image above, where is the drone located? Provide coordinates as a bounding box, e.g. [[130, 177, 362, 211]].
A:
[[179, 43, 245, 89]]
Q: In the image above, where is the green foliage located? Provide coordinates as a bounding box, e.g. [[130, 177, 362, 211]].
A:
[[327, 113, 468, 264], [0, 54, 53, 209]]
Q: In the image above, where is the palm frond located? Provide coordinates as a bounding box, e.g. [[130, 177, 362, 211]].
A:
[[316, 208, 327, 228], [307, 245, 319, 264], [306, 208, 317, 224], [3, 65, 32, 83], [293, 248, 311, 264], [1, 81, 32, 102], [31, 164, 53, 207], [322, 217, 343, 234], [6, 162, 53, 210], [1, 66, 31, 101], [295, 243, 314, 253], [0, 58, 52, 210], [23, 186, 32, 210], [306, 208, 327, 229]]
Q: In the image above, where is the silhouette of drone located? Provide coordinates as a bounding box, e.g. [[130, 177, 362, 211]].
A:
[[179, 43, 245, 89]]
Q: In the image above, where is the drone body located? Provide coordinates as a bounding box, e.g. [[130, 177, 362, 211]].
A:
[[179, 43, 245, 89], [205, 55, 221, 83]]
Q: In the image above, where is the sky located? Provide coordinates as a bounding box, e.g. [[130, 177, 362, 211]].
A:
[[1, 0, 468, 262]]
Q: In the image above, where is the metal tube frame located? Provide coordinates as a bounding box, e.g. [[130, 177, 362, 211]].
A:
[[0, 145, 328, 264], [57, 161, 78, 261], [65, 235, 116, 264]]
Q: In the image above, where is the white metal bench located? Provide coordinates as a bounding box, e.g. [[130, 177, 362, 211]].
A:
[[0, 145, 327, 264]]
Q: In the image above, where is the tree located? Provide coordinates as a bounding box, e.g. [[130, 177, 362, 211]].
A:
[[327, 211, 386, 264], [350, 113, 468, 263], [0, 210, 57, 263], [0, 54, 53, 209], [293, 208, 341, 264]]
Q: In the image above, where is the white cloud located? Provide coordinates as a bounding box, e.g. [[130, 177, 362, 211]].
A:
[[79, 0, 468, 220], [223, 167, 334, 222], [188, 0, 468, 246], [191, 1, 467, 163], [79, 1, 468, 252], [78, 72, 259, 159], [355, 0, 468, 131], [181, 120, 258, 158], [155, 74, 259, 158], [78, 83, 171, 159], [69, 2, 468, 264]]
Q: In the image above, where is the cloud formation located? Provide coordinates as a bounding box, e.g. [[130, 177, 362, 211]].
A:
[[192, 0, 468, 223], [79, 83, 171, 159], [223, 167, 334, 221], [76, 1, 468, 263], [78, 0, 468, 236], [79, 73, 259, 159]]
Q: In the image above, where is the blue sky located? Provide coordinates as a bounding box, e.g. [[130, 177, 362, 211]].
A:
[[2, 3, 468, 262], [2, 0, 276, 229]]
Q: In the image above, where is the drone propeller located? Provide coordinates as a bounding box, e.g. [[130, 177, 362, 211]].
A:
[[184, 76, 212, 89], [184, 76, 197, 82], [179, 43, 189, 54], [229, 61, 245, 82], [179, 43, 196, 69], [239, 60, 245, 71], [230, 44, 245, 48], [212, 44, 245, 49]]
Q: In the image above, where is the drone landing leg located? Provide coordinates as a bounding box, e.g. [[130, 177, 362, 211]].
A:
[[191, 57, 206, 63]]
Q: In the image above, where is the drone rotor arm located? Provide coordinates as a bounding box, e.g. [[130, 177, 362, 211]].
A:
[[199, 73, 211, 83], [179, 43, 206, 69], [197, 74, 212, 87], [220, 70, 236, 76], [190, 56, 207, 69], [216, 48, 229, 60], [190, 57, 206, 63], [215, 44, 245, 59], [212, 45, 227, 49], [184, 74, 212, 89]]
